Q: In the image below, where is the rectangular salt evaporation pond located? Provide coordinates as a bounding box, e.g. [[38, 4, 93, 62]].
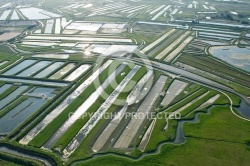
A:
[[34, 62, 64, 78], [10, 10, 19, 20], [101, 45, 138, 56], [0, 3, 12, 8], [0, 84, 12, 94], [32, 54, 69, 59], [0, 77, 68, 87], [19, 7, 50, 20], [25, 36, 132, 43], [3, 60, 37, 75], [0, 85, 29, 110], [66, 22, 102, 31], [50, 63, 75, 79], [64, 64, 91, 81], [40, 10, 60, 18], [25, 87, 56, 99], [17, 61, 52, 77], [0, 97, 47, 135], [55, 18, 61, 34], [86, 45, 110, 54], [0, 10, 11, 20], [199, 32, 239, 38], [44, 19, 54, 34], [161, 80, 188, 106]]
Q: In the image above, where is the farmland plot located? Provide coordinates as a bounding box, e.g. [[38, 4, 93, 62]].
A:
[[17, 61, 52, 77], [44, 20, 54, 34], [171, 9, 178, 15], [203, 5, 209, 10], [172, 91, 209, 115], [32, 54, 69, 59], [42, 64, 127, 149], [0, 3, 12, 8], [161, 80, 188, 106], [50, 63, 76, 80], [150, 5, 165, 15], [0, 97, 46, 134], [19, 7, 60, 20], [3, 60, 37, 75], [155, 31, 190, 60], [101, 45, 138, 56], [0, 84, 12, 95], [0, 85, 29, 110], [24, 35, 132, 43], [64, 64, 91, 81], [10, 10, 19, 20], [141, 29, 176, 54], [126, 5, 151, 14], [55, 18, 61, 34], [92, 70, 153, 152], [34, 62, 65, 78], [21, 41, 58, 47], [0, 10, 11, 20], [138, 119, 156, 152], [61, 18, 72, 29], [63, 65, 141, 157], [164, 36, 193, 62], [187, 4, 192, 8], [0, 32, 21, 42], [193, 28, 240, 35], [199, 32, 239, 39], [19, 60, 113, 145], [151, 5, 171, 21], [114, 76, 168, 148], [195, 94, 220, 110], [66, 22, 103, 31]]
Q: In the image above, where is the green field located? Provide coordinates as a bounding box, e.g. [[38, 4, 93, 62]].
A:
[[72, 105, 250, 166]]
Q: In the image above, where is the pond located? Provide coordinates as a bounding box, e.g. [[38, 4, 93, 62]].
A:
[[3, 60, 37, 75], [209, 46, 250, 72], [236, 99, 250, 119], [0, 97, 47, 135], [0, 85, 29, 110]]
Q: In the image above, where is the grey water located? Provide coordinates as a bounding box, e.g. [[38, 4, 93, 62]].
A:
[[34, 62, 65, 78], [3, 60, 37, 75], [0, 84, 12, 94], [210, 46, 250, 72], [235, 99, 250, 119], [17, 61, 52, 77], [0, 97, 47, 135], [0, 85, 29, 111]]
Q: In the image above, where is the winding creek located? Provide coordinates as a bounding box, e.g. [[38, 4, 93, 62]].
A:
[[1, 101, 249, 165]]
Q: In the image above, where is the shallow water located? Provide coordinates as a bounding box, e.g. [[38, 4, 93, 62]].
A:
[[18, 61, 52, 77], [210, 46, 250, 72], [3, 60, 37, 75], [0, 97, 47, 134], [0, 85, 29, 111], [34, 62, 64, 78], [236, 99, 250, 119]]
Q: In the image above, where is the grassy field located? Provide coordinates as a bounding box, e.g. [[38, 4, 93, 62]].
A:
[[0, 152, 42, 166], [72, 105, 250, 166], [0, 160, 19, 166]]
